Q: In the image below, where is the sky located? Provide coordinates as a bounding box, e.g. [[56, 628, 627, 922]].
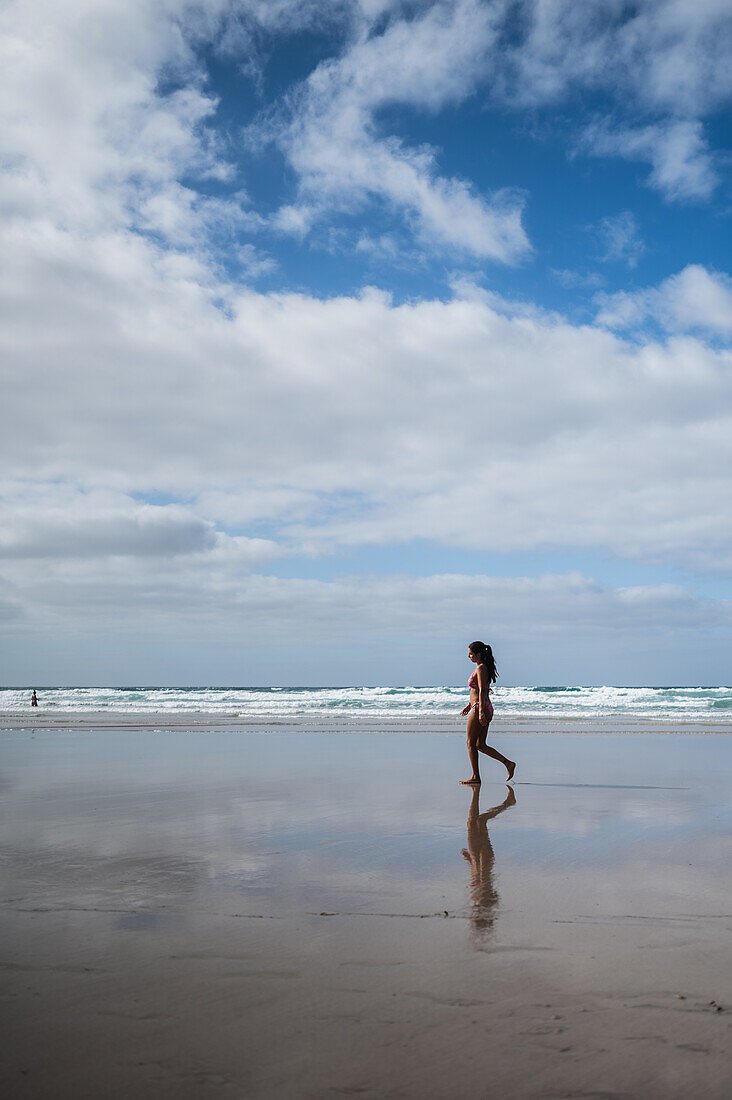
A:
[[1, 0, 731, 687]]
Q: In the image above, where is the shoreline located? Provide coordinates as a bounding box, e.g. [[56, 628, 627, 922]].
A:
[[3, 709, 732, 734]]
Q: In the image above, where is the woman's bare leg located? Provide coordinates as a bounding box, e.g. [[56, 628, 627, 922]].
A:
[[477, 722, 516, 780], [460, 711, 482, 784]]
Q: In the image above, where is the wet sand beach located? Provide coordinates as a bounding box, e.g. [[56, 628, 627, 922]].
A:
[[1, 717, 730, 1098]]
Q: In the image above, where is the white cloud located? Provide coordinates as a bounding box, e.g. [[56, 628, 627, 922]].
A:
[[0, 484, 285, 656], [2, 1, 732, 681], [3, 551, 728, 646], [593, 210, 644, 267], [2, 215, 732, 578], [271, 203, 316, 236], [0, 485, 280, 564], [551, 269, 604, 290], [611, 0, 732, 118], [596, 265, 732, 335], [0, 0, 238, 246], [2, 0, 729, 277], [235, 242, 277, 277], [583, 119, 718, 201], [498, 2, 730, 198], [258, 0, 732, 239], [271, 0, 530, 261], [241, 1, 732, 240], [0, 499, 213, 560], [6, 0, 729, 265], [500, 1, 732, 117], [3, 547, 731, 687], [0, 1, 532, 264]]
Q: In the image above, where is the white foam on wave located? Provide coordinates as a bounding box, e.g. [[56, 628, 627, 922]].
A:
[[1, 684, 731, 720]]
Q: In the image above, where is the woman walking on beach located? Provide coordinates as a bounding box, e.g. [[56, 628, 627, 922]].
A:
[[460, 641, 515, 785]]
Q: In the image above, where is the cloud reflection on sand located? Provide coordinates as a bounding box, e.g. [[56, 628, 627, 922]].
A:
[[1, 729, 729, 934], [1, 724, 731, 1100]]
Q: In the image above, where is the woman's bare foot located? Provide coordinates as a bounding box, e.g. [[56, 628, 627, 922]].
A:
[[460, 777, 481, 785], [506, 760, 516, 781]]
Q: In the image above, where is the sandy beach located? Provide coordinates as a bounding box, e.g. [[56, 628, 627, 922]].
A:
[[1, 716, 730, 1098]]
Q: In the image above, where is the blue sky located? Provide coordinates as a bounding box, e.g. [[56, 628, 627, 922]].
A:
[[1, 1, 731, 685]]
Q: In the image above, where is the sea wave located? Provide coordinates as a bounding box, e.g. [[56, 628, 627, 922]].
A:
[[2, 685, 732, 721]]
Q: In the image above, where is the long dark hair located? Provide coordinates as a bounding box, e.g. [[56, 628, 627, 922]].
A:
[[469, 641, 498, 684]]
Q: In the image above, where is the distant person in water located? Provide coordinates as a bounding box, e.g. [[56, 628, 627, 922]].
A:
[[31, 689, 38, 707], [460, 641, 515, 785]]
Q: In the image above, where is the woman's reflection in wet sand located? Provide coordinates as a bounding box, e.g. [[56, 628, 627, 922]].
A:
[[462, 785, 516, 941]]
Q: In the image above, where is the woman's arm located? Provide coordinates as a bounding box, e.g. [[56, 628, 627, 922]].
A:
[[477, 664, 489, 721]]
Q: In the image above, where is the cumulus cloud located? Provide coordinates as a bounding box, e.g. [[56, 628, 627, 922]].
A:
[[498, 2, 730, 200], [2, 1, 732, 681], [238, 1, 732, 254], [4, 546, 731, 686], [582, 119, 718, 201], [254, 0, 732, 253], [3, 228, 731, 673], [499, 1, 732, 116], [0, 503, 215, 560], [3, 0, 729, 273], [596, 265, 732, 336], [2, 226, 732, 575], [0, 0, 235, 244], [4, 553, 728, 644], [271, 0, 530, 261], [0, 485, 280, 563]]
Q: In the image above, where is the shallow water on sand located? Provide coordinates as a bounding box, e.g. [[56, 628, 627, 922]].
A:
[[1, 727, 730, 1098]]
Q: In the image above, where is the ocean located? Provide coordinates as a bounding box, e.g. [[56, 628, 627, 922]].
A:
[[2, 685, 731, 722]]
